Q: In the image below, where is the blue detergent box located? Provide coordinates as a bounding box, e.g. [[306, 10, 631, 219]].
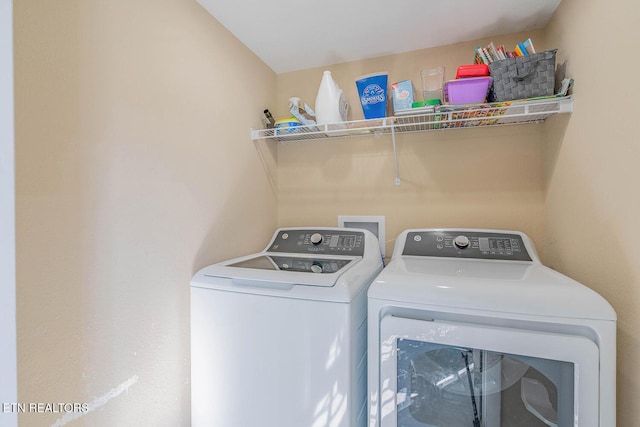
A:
[[356, 72, 388, 119], [391, 80, 416, 113]]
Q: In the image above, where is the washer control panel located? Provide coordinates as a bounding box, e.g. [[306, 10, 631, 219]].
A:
[[268, 229, 365, 256], [228, 255, 352, 273], [402, 230, 531, 261]]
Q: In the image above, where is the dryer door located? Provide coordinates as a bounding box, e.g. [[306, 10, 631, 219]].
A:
[[379, 316, 599, 427]]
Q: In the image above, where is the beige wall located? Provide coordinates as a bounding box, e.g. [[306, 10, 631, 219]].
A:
[[13, 0, 639, 425], [276, 31, 553, 258], [545, 0, 640, 425], [14, 0, 277, 425]]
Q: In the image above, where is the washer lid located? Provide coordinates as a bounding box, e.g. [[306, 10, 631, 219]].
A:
[[202, 253, 360, 287], [369, 257, 616, 321]]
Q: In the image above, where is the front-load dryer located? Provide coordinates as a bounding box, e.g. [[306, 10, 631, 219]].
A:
[[367, 229, 616, 427], [191, 227, 383, 427]]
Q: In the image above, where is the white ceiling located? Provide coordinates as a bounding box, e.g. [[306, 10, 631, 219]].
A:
[[197, 0, 561, 74]]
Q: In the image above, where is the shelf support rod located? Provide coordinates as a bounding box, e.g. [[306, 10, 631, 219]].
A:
[[391, 126, 400, 186]]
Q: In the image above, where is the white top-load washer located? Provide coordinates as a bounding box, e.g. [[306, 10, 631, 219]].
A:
[[368, 229, 616, 427], [191, 227, 383, 427]]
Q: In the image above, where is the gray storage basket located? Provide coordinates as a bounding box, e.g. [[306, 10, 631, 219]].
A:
[[489, 49, 557, 102]]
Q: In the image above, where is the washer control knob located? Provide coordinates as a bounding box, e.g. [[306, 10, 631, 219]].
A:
[[310, 263, 323, 273], [310, 233, 323, 245], [454, 235, 470, 249]]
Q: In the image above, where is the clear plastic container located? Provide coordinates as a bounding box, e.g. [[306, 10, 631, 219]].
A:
[[421, 66, 445, 103]]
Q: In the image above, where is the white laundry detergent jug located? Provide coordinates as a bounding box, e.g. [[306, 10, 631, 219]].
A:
[[315, 71, 349, 125]]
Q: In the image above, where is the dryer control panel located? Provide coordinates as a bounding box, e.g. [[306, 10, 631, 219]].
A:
[[402, 230, 532, 261], [267, 229, 365, 256]]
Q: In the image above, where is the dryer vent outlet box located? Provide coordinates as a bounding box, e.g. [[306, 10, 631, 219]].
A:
[[338, 215, 385, 258]]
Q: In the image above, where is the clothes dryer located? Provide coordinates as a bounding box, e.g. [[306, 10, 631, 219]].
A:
[[368, 229, 616, 427], [191, 227, 383, 427]]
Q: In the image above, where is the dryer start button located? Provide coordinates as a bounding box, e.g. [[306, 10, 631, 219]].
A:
[[453, 235, 470, 249]]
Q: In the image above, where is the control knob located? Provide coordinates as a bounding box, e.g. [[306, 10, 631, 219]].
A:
[[310, 233, 323, 245], [453, 235, 470, 249], [310, 263, 323, 274]]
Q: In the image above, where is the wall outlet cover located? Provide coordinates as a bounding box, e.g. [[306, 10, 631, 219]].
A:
[[338, 215, 385, 258]]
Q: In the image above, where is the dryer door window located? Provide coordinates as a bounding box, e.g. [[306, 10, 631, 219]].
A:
[[379, 316, 599, 427]]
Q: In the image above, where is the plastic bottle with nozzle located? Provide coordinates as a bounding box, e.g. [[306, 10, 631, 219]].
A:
[[315, 71, 349, 125]]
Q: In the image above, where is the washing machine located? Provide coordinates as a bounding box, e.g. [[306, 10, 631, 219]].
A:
[[367, 228, 616, 427], [191, 227, 383, 427]]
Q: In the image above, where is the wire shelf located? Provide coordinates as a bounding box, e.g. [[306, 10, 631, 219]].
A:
[[251, 96, 573, 143]]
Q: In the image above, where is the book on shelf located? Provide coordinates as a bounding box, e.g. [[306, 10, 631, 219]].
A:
[[488, 42, 506, 60], [474, 38, 538, 64], [523, 38, 536, 55], [475, 46, 490, 64]]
